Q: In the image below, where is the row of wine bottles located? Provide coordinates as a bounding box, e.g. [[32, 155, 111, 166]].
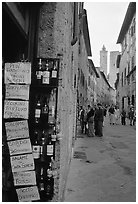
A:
[[32, 127, 56, 161], [35, 95, 55, 127], [36, 59, 58, 85], [35, 157, 55, 201]]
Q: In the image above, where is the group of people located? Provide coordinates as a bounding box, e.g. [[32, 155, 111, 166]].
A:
[[108, 104, 136, 126], [79, 103, 106, 137], [79, 103, 136, 137]]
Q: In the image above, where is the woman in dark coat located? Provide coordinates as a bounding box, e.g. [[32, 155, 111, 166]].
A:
[[87, 107, 95, 137], [94, 103, 104, 137]]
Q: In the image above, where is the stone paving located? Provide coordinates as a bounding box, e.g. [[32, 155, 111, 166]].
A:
[[64, 116, 136, 202]]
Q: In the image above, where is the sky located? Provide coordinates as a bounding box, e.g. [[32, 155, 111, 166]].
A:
[[84, 1, 129, 71]]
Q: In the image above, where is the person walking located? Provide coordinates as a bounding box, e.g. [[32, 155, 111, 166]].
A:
[[108, 104, 115, 125], [103, 105, 107, 127], [129, 107, 135, 126], [94, 103, 104, 137], [87, 106, 95, 137], [121, 109, 126, 125], [114, 106, 120, 125], [79, 106, 85, 133]]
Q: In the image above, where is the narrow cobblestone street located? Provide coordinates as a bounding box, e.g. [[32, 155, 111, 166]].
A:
[[64, 116, 136, 202]]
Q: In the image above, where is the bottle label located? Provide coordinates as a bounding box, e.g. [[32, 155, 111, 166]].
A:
[[42, 77, 49, 84], [32, 145, 40, 159], [36, 71, 42, 79], [52, 70, 57, 78], [42, 107, 48, 114], [43, 71, 50, 77], [35, 109, 41, 117], [39, 183, 44, 191], [47, 145, 53, 155], [51, 134, 56, 141]]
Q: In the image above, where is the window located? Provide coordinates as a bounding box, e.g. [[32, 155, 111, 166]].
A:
[[131, 56, 134, 69], [132, 72, 135, 82], [128, 62, 130, 74], [88, 76, 90, 86], [131, 26, 133, 37], [121, 72, 123, 87], [124, 68, 126, 85]]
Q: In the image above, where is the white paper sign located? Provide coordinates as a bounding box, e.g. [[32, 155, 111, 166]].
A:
[[13, 171, 36, 186], [5, 84, 30, 100], [8, 139, 32, 156], [10, 154, 35, 172], [5, 120, 29, 141], [16, 186, 40, 202], [4, 62, 31, 84], [4, 100, 29, 119]]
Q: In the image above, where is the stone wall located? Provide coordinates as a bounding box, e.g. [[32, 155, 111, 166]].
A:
[[37, 2, 78, 201]]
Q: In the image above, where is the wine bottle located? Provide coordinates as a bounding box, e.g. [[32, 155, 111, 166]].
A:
[[36, 58, 42, 84], [32, 130, 40, 159], [38, 167, 45, 200], [47, 138, 54, 156], [48, 105, 55, 124], [41, 98, 49, 128], [40, 131, 46, 162], [51, 126, 57, 142], [51, 60, 57, 78], [45, 172, 54, 200], [42, 60, 50, 84], [35, 96, 41, 125]]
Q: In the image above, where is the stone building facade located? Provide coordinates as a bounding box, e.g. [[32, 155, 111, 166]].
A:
[[109, 51, 119, 89], [77, 9, 92, 110], [87, 59, 99, 106], [117, 2, 136, 113]]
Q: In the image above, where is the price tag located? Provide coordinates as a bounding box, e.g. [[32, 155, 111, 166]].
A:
[[4, 62, 31, 84], [5, 120, 29, 141], [16, 186, 40, 202], [5, 84, 30, 100], [8, 138, 32, 156], [10, 154, 35, 172], [13, 171, 36, 186], [4, 100, 29, 119]]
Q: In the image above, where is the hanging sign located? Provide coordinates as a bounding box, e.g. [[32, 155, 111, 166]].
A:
[[10, 154, 35, 172], [16, 186, 40, 202], [4, 62, 31, 84], [8, 138, 32, 156], [5, 84, 30, 100], [5, 120, 29, 141], [13, 171, 36, 186], [4, 100, 29, 119]]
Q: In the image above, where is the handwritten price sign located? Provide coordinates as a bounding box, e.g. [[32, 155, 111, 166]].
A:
[[4, 100, 29, 119], [5, 120, 29, 141], [16, 186, 40, 202], [8, 138, 32, 156], [4, 62, 31, 84], [13, 171, 36, 186], [10, 154, 35, 173], [5, 84, 30, 100]]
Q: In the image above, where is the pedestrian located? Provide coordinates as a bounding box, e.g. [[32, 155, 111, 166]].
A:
[[79, 106, 85, 133], [108, 104, 115, 125], [94, 103, 104, 137], [114, 106, 120, 125], [103, 106, 107, 127], [121, 109, 126, 125], [129, 107, 135, 126], [87, 106, 95, 137], [83, 107, 88, 134]]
